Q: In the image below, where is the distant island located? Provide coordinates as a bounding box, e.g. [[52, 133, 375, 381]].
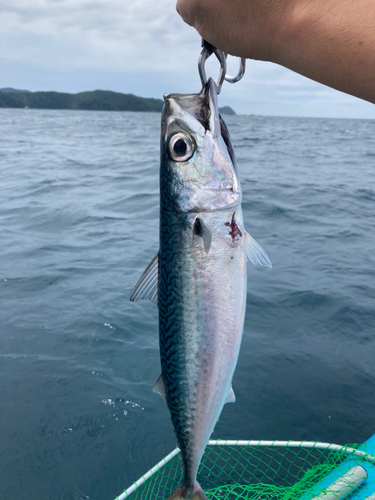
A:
[[218, 106, 236, 115], [0, 88, 164, 112], [0, 88, 236, 114], [0, 87, 31, 93]]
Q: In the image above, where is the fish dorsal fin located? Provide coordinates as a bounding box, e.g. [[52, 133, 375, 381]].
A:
[[153, 374, 167, 404], [129, 252, 159, 305], [194, 217, 212, 254], [225, 385, 236, 404], [244, 232, 272, 268]]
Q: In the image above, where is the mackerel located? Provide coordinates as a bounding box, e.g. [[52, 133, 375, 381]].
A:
[[130, 78, 271, 500]]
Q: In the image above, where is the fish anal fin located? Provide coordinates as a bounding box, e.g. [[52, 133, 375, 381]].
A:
[[244, 231, 272, 268], [129, 252, 159, 305], [153, 374, 167, 404], [225, 385, 236, 404]]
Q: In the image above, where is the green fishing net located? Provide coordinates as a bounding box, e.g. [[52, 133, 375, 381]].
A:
[[117, 441, 375, 500]]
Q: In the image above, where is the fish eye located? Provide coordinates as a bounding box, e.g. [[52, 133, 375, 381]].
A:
[[167, 132, 195, 162]]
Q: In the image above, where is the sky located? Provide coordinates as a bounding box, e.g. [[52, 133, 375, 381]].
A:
[[1, 0, 375, 119]]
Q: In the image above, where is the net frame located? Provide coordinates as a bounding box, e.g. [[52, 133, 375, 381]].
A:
[[115, 440, 375, 500]]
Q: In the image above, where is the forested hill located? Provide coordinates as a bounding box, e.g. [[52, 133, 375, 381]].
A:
[[0, 89, 164, 112]]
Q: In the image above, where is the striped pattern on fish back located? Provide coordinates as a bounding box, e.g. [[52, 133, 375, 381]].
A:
[[159, 163, 196, 480]]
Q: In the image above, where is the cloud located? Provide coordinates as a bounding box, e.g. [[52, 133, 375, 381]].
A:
[[1, 0, 197, 72]]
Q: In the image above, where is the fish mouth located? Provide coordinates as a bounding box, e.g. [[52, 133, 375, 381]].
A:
[[200, 186, 239, 193], [187, 197, 242, 214]]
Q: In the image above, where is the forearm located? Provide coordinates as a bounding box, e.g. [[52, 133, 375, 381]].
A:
[[275, 0, 375, 103]]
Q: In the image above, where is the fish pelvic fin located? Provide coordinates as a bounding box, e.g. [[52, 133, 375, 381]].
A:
[[166, 482, 208, 500]]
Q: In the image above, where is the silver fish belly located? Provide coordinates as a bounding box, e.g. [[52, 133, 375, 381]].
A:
[[130, 78, 271, 500], [159, 208, 246, 489]]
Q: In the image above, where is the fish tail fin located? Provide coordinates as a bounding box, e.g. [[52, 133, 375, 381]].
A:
[[166, 481, 208, 500]]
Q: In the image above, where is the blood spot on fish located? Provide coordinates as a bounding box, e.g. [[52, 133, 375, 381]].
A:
[[225, 213, 242, 243]]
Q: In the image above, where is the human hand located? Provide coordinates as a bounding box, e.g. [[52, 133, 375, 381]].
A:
[[176, 0, 375, 104], [176, 0, 294, 63]]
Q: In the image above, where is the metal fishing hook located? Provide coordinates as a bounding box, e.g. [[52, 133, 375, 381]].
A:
[[198, 39, 227, 94], [224, 56, 246, 84], [198, 39, 246, 93]]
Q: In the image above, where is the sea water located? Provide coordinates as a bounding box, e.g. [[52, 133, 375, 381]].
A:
[[1, 108, 375, 500]]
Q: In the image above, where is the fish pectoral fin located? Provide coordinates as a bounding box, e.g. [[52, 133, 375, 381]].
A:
[[225, 385, 236, 404], [244, 231, 272, 268], [194, 217, 212, 254], [153, 374, 167, 404], [129, 252, 159, 305]]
